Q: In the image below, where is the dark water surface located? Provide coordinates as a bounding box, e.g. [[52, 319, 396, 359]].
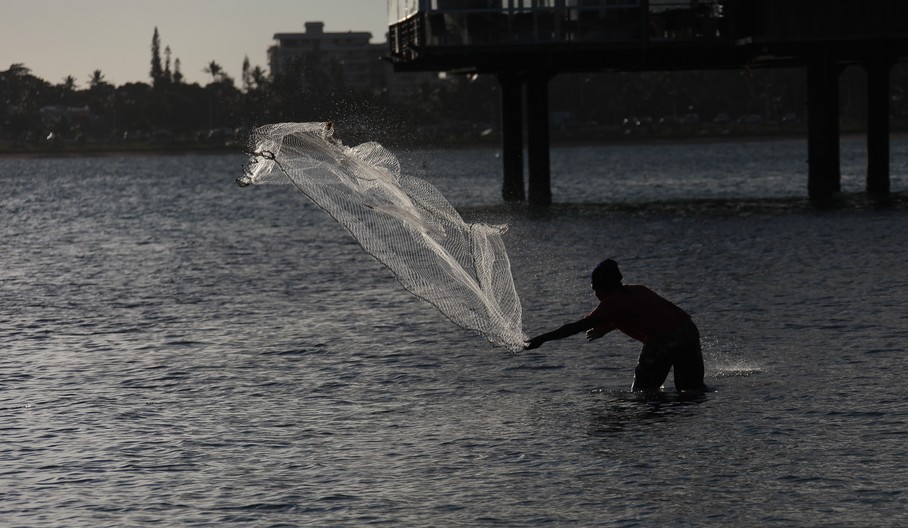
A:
[[2, 138, 907, 526]]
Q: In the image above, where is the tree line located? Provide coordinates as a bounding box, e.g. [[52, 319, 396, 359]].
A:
[[2, 27, 907, 151], [0, 27, 417, 149]]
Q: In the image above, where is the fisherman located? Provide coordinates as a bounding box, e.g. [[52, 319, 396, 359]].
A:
[[525, 259, 707, 393]]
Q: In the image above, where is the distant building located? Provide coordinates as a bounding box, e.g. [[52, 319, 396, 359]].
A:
[[269, 21, 382, 90], [268, 21, 437, 100]]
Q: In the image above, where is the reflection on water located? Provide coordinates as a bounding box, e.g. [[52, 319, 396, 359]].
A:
[[405, 136, 908, 206]]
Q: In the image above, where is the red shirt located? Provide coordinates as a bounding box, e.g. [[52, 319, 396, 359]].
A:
[[587, 285, 691, 343]]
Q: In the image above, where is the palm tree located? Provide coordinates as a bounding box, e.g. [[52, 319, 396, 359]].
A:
[[58, 75, 78, 105], [203, 60, 223, 84], [250, 66, 269, 90], [61, 75, 77, 92], [88, 70, 107, 89]]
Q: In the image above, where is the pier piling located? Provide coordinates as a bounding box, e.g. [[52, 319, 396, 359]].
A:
[[865, 53, 892, 195], [498, 73, 526, 202], [807, 56, 842, 202], [526, 74, 552, 206]]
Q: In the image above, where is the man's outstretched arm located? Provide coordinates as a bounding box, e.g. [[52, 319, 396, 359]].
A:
[[525, 317, 595, 350]]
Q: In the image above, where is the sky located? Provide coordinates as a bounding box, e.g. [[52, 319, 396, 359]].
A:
[[1, 0, 390, 87]]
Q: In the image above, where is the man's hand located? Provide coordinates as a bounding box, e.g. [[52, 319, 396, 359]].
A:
[[586, 328, 606, 341], [524, 336, 544, 350]]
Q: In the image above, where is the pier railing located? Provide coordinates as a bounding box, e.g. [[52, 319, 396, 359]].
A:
[[389, 1, 727, 59]]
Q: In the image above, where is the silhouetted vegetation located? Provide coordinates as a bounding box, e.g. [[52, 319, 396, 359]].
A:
[[2, 27, 908, 154]]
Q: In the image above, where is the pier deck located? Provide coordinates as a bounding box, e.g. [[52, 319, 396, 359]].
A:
[[387, 0, 908, 204]]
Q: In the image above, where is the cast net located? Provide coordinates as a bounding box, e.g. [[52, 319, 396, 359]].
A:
[[237, 122, 526, 352]]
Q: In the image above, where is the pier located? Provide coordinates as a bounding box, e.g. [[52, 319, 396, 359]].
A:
[[387, 0, 908, 204]]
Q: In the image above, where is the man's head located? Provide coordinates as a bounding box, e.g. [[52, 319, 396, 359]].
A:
[[591, 259, 623, 293]]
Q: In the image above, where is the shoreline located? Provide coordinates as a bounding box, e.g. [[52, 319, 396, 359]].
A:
[[0, 143, 245, 159], [2, 130, 904, 159]]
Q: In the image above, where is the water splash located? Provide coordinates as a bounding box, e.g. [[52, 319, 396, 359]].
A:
[[702, 335, 763, 378]]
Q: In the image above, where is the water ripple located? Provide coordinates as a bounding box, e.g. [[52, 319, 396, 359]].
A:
[[2, 151, 907, 526]]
